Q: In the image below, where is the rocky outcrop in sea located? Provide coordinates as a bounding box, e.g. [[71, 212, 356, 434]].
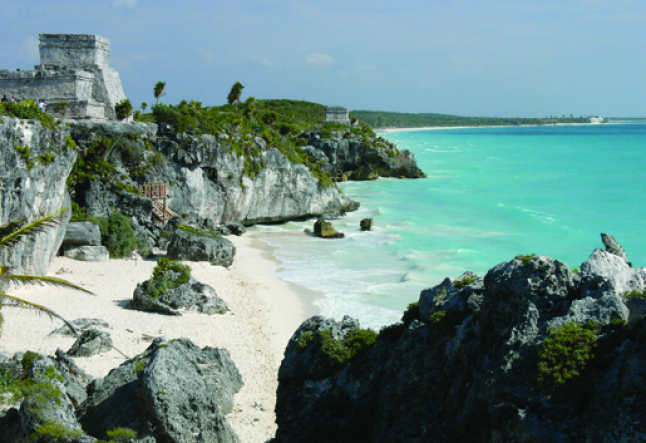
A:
[[275, 245, 646, 443]]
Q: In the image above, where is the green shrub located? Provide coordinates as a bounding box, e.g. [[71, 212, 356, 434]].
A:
[[453, 275, 478, 289], [537, 321, 599, 391], [115, 99, 133, 120], [0, 100, 56, 129], [37, 152, 56, 165], [377, 322, 406, 341], [98, 211, 143, 258], [177, 224, 220, 239], [295, 331, 314, 353], [29, 421, 82, 443], [21, 351, 43, 372], [142, 257, 192, 300], [402, 302, 419, 326], [517, 253, 537, 265], [624, 289, 646, 300], [572, 267, 579, 274], [317, 328, 377, 367], [107, 427, 137, 439], [429, 309, 468, 336]]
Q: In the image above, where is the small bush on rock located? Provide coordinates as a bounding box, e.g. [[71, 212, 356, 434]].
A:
[[537, 321, 599, 391], [517, 253, 537, 265], [624, 289, 646, 300], [453, 275, 478, 289], [142, 257, 192, 300]]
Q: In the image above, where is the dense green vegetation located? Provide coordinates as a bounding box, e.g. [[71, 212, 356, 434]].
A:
[[377, 301, 419, 341], [624, 289, 646, 300], [537, 321, 599, 391], [350, 110, 589, 129], [295, 328, 377, 368], [97, 211, 146, 258], [141, 257, 192, 300], [141, 99, 339, 187], [0, 100, 57, 129]]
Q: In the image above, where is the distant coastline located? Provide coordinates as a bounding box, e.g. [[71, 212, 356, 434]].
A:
[[376, 122, 599, 134]]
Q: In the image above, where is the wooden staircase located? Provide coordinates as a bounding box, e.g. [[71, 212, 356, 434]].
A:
[[139, 183, 176, 225]]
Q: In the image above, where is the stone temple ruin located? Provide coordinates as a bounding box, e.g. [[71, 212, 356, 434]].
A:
[[0, 34, 126, 120], [325, 106, 351, 124]]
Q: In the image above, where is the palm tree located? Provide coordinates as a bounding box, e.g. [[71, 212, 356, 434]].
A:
[[0, 208, 93, 336], [154, 81, 166, 105], [141, 102, 148, 113], [227, 82, 245, 108]]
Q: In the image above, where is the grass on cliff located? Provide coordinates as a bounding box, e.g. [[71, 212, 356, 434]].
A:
[[0, 100, 57, 130]]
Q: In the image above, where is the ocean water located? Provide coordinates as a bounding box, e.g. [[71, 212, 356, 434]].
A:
[[250, 123, 646, 330]]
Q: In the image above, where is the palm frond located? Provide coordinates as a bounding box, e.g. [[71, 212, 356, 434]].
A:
[[0, 292, 79, 336], [6, 274, 94, 295], [0, 208, 68, 251], [0, 218, 26, 240]]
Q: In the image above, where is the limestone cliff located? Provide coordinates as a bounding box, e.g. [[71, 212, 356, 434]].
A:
[[275, 247, 646, 443], [0, 117, 76, 278]]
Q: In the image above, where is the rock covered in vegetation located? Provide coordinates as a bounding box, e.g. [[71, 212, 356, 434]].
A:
[[313, 217, 344, 239], [0, 353, 91, 443], [130, 257, 228, 316], [77, 338, 242, 443], [0, 117, 77, 280], [299, 128, 426, 181], [275, 247, 646, 443], [166, 225, 236, 267]]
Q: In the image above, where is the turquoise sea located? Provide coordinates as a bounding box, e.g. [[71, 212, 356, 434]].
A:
[[250, 123, 646, 330]]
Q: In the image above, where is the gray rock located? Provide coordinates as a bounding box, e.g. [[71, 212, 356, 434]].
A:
[[67, 329, 113, 357], [0, 118, 76, 285], [64, 245, 109, 262], [0, 356, 90, 443], [130, 273, 228, 316], [167, 228, 236, 267], [580, 248, 644, 297], [63, 222, 101, 247], [54, 349, 94, 407], [49, 318, 111, 337], [275, 248, 646, 443], [225, 222, 246, 236], [360, 218, 374, 231], [78, 338, 242, 443], [601, 233, 629, 263]]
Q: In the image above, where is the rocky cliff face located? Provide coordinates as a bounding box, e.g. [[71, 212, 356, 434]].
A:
[[301, 130, 426, 181], [0, 117, 76, 278], [69, 121, 360, 243], [275, 246, 646, 443]]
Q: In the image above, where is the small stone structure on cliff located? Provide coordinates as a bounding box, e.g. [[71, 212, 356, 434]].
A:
[[0, 34, 126, 120], [325, 106, 351, 124]]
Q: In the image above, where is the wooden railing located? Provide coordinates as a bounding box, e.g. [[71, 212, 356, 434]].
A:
[[139, 183, 175, 225]]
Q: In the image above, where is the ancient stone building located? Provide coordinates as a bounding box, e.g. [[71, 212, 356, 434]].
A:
[[0, 34, 126, 120], [325, 106, 351, 124]]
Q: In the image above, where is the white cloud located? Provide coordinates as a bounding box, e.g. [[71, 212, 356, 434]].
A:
[[356, 62, 378, 71], [112, 0, 139, 9], [306, 52, 334, 67], [19, 36, 40, 64]]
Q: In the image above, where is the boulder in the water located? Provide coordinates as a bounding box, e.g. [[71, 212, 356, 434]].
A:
[[313, 217, 344, 239], [360, 218, 374, 231]]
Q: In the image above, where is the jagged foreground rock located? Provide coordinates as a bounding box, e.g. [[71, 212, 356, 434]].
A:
[[0, 338, 242, 443], [275, 247, 646, 443]]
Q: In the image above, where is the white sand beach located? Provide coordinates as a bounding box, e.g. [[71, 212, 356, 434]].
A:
[[0, 234, 319, 443]]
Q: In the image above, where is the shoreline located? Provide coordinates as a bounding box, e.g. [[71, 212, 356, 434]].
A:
[[0, 233, 317, 442], [376, 122, 603, 134]]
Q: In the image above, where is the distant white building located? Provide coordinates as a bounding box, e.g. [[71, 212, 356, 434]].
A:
[[325, 106, 351, 124], [588, 116, 604, 124]]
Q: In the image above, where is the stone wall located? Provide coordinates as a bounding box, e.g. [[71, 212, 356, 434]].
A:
[[40, 34, 110, 68]]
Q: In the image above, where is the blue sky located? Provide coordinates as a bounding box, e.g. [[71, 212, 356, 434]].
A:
[[1, 0, 645, 117]]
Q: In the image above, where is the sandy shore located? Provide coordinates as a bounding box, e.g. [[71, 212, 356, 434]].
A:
[[0, 234, 318, 443]]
